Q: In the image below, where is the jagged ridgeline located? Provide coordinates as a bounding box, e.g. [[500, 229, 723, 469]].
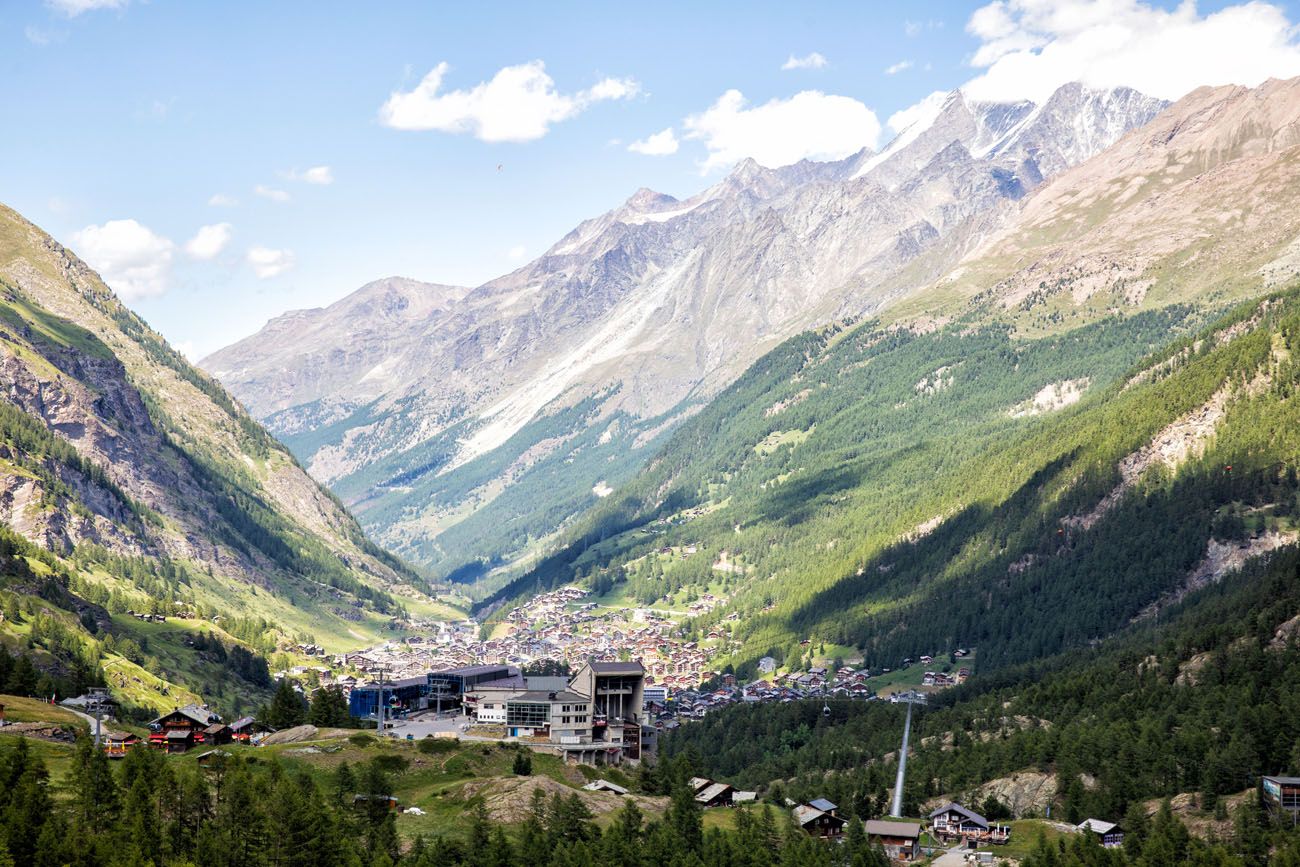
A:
[[0, 204, 442, 716], [486, 288, 1300, 680]]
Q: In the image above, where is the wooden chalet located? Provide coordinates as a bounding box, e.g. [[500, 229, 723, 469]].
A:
[[204, 723, 233, 746], [928, 802, 1009, 845], [794, 802, 846, 838], [103, 732, 141, 758], [695, 781, 735, 807], [195, 748, 232, 767], [862, 820, 921, 861], [148, 705, 222, 754], [228, 716, 262, 744], [1078, 819, 1124, 848], [352, 794, 400, 811]]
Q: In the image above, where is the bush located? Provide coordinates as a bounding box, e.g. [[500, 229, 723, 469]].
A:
[[417, 737, 457, 754], [372, 754, 409, 774], [347, 732, 375, 748]]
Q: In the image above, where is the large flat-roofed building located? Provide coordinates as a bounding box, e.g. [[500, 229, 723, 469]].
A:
[[348, 664, 519, 719], [567, 660, 646, 762], [428, 664, 519, 709], [464, 659, 647, 765], [348, 675, 434, 718], [1264, 776, 1300, 815], [505, 690, 592, 740]]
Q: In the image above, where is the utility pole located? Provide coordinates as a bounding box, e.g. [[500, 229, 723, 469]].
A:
[[890, 698, 915, 818], [87, 687, 109, 748], [374, 664, 390, 736]]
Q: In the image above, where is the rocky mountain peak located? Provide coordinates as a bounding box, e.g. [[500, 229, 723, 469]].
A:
[[203, 78, 1175, 573]]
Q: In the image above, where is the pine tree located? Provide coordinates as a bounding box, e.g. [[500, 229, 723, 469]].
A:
[[266, 678, 308, 729]]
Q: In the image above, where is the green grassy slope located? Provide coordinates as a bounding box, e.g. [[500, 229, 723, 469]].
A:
[[0, 203, 464, 718], [484, 289, 1300, 684]]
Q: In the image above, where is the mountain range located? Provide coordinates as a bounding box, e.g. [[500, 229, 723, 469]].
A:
[[203, 81, 1168, 580], [469, 77, 1300, 661]]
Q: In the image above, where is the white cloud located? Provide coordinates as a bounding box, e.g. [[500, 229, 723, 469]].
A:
[[782, 52, 828, 71], [254, 185, 291, 203], [507, 245, 527, 260], [207, 193, 238, 207], [905, 18, 945, 37], [46, 0, 126, 16], [886, 90, 950, 136], [885, 60, 914, 76], [246, 246, 295, 279], [684, 89, 881, 173], [378, 60, 640, 142], [282, 165, 334, 185], [964, 0, 1300, 103], [70, 219, 174, 301], [24, 25, 65, 45], [628, 127, 680, 156], [183, 223, 233, 261]]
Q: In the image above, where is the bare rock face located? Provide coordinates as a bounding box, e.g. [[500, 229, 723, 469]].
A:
[[0, 202, 424, 628], [914, 77, 1300, 326], [202, 82, 1167, 571]]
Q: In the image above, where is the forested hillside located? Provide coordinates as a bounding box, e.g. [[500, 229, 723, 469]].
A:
[[663, 527, 1300, 863], [486, 288, 1300, 685], [0, 203, 456, 718]]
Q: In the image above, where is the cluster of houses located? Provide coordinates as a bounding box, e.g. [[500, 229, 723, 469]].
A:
[[88, 704, 265, 758], [685, 776, 759, 807], [124, 609, 168, 624], [328, 588, 725, 697]]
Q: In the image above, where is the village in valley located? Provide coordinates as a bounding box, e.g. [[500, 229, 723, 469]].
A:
[[0, 571, 1028, 862]]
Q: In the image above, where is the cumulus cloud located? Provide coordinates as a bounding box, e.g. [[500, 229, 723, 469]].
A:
[[282, 165, 334, 185], [507, 245, 527, 260], [246, 246, 295, 279], [254, 185, 291, 203], [885, 60, 914, 75], [782, 52, 828, 70], [886, 90, 950, 136], [71, 219, 174, 301], [628, 127, 679, 156], [46, 0, 126, 16], [183, 223, 233, 261], [378, 60, 640, 142], [964, 0, 1300, 103], [684, 89, 881, 172], [208, 193, 238, 207]]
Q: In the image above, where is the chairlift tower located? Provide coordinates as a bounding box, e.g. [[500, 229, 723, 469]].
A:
[[373, 664, 391, 736], [87, 687, 110, 748], [890, 692, 925, 818]]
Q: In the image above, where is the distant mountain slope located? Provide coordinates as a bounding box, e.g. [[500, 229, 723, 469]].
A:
[[888, 77, 1300, 334], [204, 82, 1166, 578], [0, 203, 448, 714], [478, 75, 1300, 683], [488, 284, 1300, 683]]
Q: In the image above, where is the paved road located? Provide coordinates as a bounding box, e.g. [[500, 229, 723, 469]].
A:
[[929, 845, 974, 866], [381, 711, 475, 740]]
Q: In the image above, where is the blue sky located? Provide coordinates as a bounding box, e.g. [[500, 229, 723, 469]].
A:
[[4, 0, 1300, 358]]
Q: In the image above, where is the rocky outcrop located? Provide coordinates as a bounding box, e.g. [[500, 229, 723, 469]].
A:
[[0, 202, 429, 637]]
